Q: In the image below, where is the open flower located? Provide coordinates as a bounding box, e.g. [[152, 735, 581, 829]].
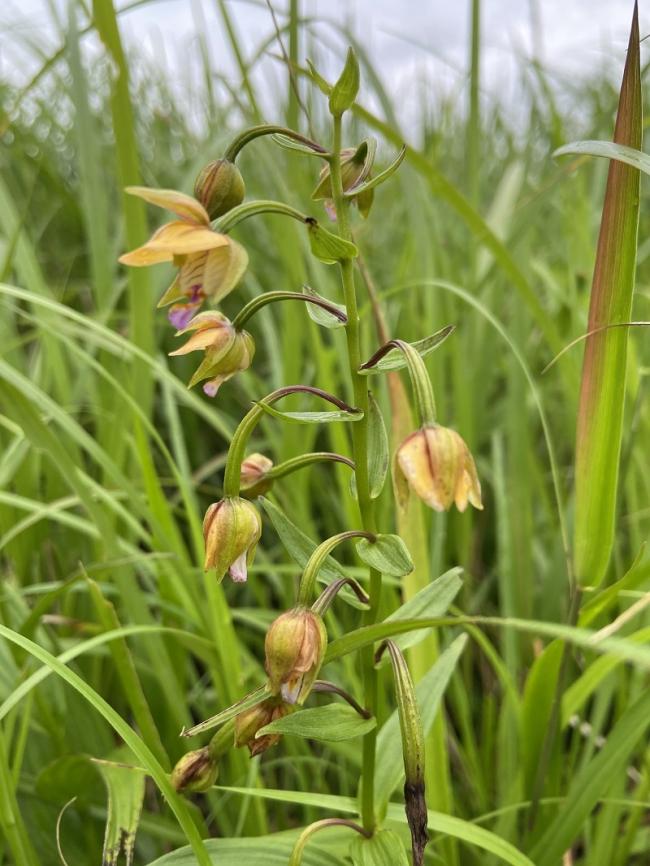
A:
[[396, 424, 482, 513], [264, 607, 327, 705], [234, 697, 291, 756], [118, 186, 248, 328], [169, 311, 254, 397], [203, 496, 262, 582]]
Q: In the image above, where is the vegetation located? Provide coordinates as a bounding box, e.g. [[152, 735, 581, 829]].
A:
[[0, 2, 649, 865]]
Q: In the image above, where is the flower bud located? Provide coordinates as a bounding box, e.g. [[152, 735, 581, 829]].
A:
[[234, 697, 291, 756], [169, 311, 255, 397], [203, 496, 262, 582], [264, 607, 327, 705], [396, 424, 482, 513], [170, 747, 218, 793], [194, 159, 245, 220], [312, 143, 374, 219], [240, 453, 274, 498]]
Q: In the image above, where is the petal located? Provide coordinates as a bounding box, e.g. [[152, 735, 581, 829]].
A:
[[146, 222, 230, 256], [125, 186, 210, 225], [119, 243, 175, 267], [228, 551, 249, 583], [169, 326, 233, 357], [174, 310, 230, 335], [157, 275, 184, 308], [168, 301, 202, 331], [202, 375, 229, 397], [202, 239, 249, 303]]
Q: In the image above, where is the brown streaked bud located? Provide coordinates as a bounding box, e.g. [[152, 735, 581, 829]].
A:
[[396, 424, 482, 513], [170, 747, 218, 794], [264, 607, 327, 705], [194, 159, 245, 220], [170, 311, 255, 397], [203, 496, 262, 582], [240, 453, 274, 498], [234, 697, 291, 756]]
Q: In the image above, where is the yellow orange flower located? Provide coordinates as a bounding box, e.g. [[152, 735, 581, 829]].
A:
[[264, 607, 327, 705], [234, 697, 291, 756], [240, 453, 274, 498], [202, 496, 262, 582], [118, 186, 248, 328], [396, 424, 482, 513]]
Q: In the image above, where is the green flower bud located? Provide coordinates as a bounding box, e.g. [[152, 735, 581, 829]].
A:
[[240, 453, 274, 498], [234, 697, 291, 756], [203, 496, 262, 582], [170, 747, 218, 794], [264, 607, 327, 705], [194, 159, 245, 219]]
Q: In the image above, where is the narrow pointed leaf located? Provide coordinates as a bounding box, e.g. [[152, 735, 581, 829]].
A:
[[258, 704, 376, 743], [255, 401, 363, 425], [367, 392, 389, 497], [308, 221, 358, 264], [573, 4, 641, 586], [360, 327, 454, 374], [344, 146, 406, 198], [349, 830, 409, 866], [329, 48, 360, 116], [303, 286, 347, 329]]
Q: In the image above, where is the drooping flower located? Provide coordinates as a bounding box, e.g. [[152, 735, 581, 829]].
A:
[[203, 497, 262, 582], [240, 453, 274, 498], [234, 697, 292, 756], [169, 311, 254, 396], [118, 187, 248, 327], [395, 424, 482, 513], [264, 607, 327, 705]]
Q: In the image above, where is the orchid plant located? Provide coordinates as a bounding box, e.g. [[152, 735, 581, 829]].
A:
[[120, 49, 481, 866]]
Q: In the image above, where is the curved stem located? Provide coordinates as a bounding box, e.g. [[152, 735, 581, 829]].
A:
[[297, 531, 374, 606], [224, 124, 327, 162], [289, 818, 370, 865], [312, 681, 371, 719], [215, 200, 309, 233], [329, 114, 380, 833], [232, 291, 347, 330], [312, 577, 370, 616], [223, 386, 357, 497], [266, 451, 355, 480]]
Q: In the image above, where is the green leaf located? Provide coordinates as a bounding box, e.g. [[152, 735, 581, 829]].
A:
[[255, 401, 363, 425], [374, 635, 467, 811], [181, 685, 268, 738], [349, 830, 408, 866], [367, 392, 388, 498], [531, 686, 650, 866], [35, 755, 101, 807], [554, 139, 650, 175], [260, 498, 365, 609], [306, 59, 332, 96], [96, 747, 146, 866], [308, 221, 358, 264], [379, 569, 463, 659], [147, 833, 343, 866], [344, 146, 406, 198], [258, 704, 376, 743], [272, 134, 327, 158], [572, 5, 641, 587], [214, 788, 535, 866], [359, 327, 454, 374], [303, 287, 348, 329], [355, 534, 413, 577], [329, 48, 360, 116]]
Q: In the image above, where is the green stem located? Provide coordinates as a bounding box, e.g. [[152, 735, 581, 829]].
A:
[[215, 199, 309, 233], [223, 386, 356, 497], [297, 530, 374, 605], [232, 291, 347, 330], [330, 113, 380, 833], [224, 124, 326, 162], [266, 451, 355, 480]]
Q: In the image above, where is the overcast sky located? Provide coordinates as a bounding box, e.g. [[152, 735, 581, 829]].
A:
[[1, 0, 643, 129]]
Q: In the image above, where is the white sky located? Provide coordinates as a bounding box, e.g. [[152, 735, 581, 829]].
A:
[[0, 0, 643, 130]]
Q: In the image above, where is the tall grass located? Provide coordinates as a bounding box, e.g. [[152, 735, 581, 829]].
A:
[[0, 2, 649, 865]]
